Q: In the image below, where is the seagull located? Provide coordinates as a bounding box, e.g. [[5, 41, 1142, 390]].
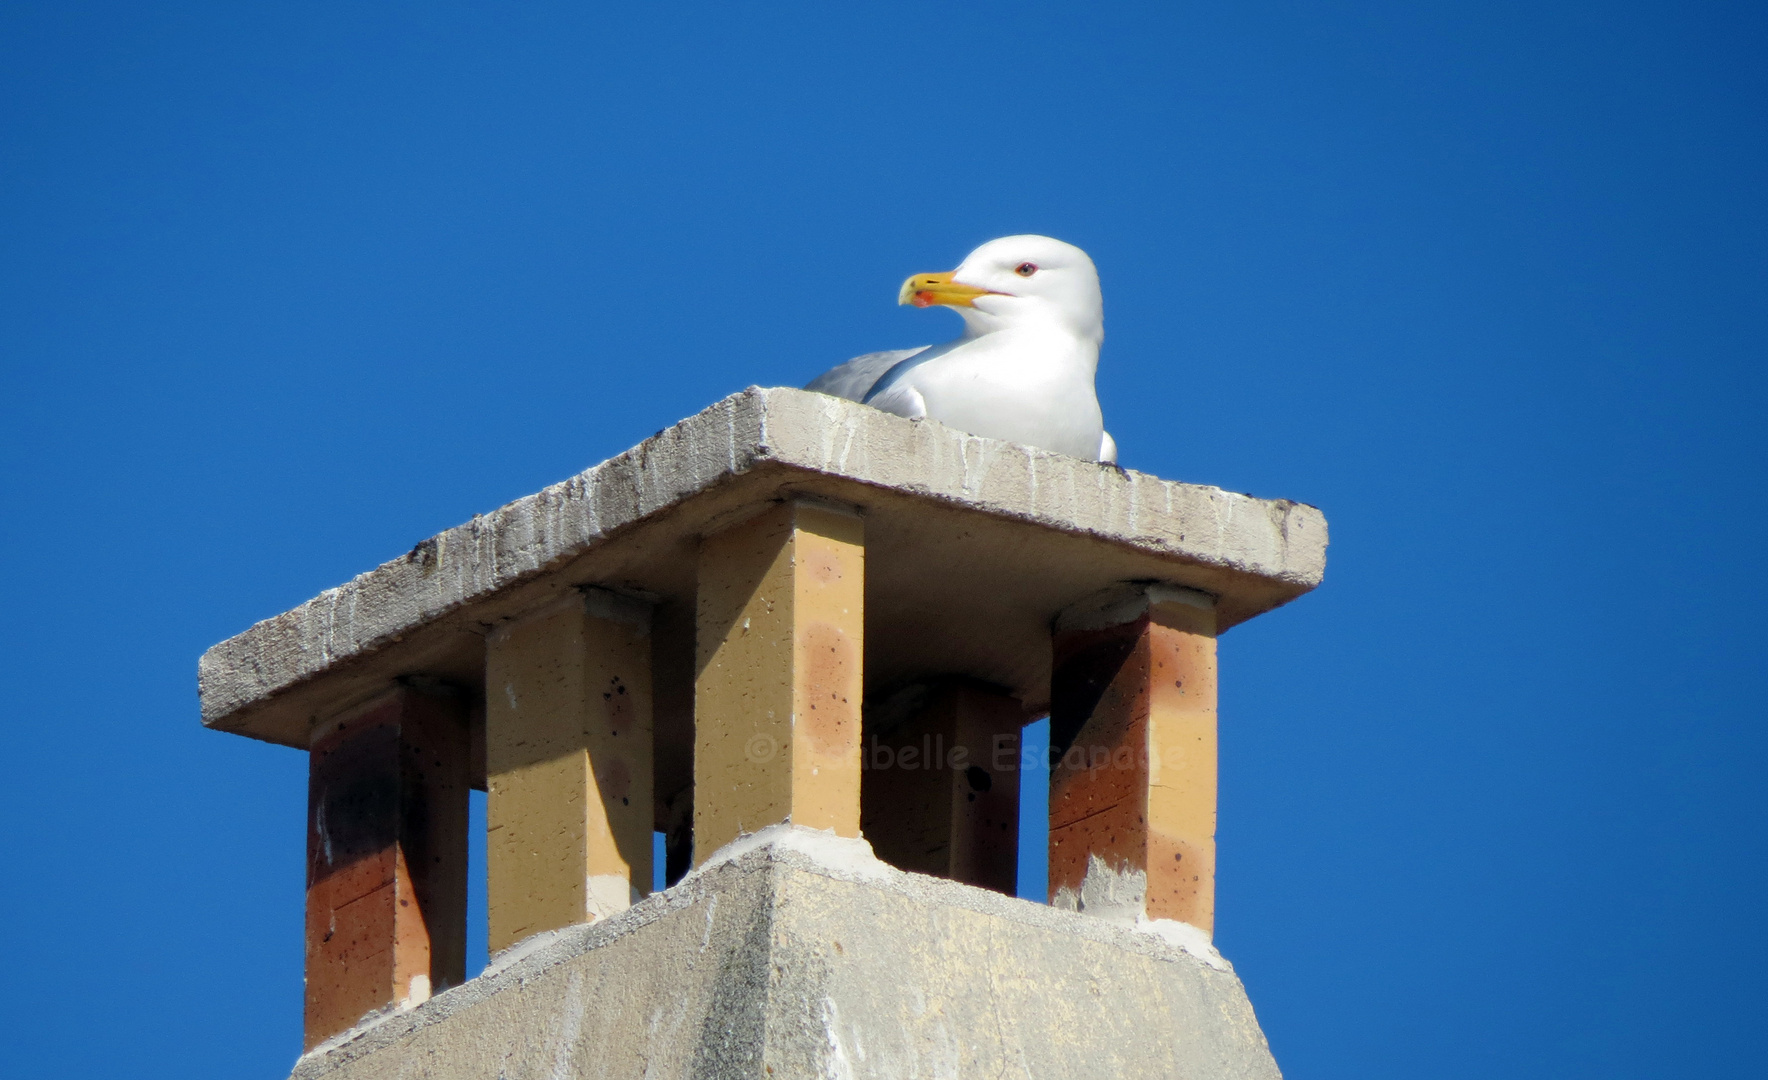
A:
[[805, 235, 1116, 463]]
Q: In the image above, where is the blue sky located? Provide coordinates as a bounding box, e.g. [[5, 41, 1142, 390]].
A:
[[2, 2, 1764, 1077]]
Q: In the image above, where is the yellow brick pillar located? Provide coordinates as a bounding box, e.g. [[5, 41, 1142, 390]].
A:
[[484, 588, 654, 953], [1049, 584, 1218, 933], [694, 499, 864, 863]]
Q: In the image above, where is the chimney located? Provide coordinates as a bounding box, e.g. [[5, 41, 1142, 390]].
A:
[[200, 387, 1326, 1078]]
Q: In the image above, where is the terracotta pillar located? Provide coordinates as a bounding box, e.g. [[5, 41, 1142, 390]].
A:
[[694, 499, 864, 864], [1048, 584, 1218, 933], [861, 680, 1023, 894], [304, 686, 469, 1049], [484, 588, 654, 953]]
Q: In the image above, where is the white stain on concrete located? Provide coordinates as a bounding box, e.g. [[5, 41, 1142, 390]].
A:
[[687, 823, 893, 885]]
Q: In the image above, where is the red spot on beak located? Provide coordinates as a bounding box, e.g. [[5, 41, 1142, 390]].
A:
[[912, 292, 936, 308]]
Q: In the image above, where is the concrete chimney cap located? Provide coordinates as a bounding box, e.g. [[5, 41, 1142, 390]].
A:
[[198, 387, 1326, 748]]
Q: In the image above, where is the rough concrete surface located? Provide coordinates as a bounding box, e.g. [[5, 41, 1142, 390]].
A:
[[200, 388, 1326, 749], [292, 827, 1281, 1080]]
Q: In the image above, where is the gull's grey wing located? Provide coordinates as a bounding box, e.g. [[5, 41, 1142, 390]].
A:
[[804, 347, 930, 402]]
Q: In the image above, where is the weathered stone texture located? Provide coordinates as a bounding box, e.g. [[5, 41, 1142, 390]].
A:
[[200, 387, 1326, 748], [293, 830, 1281, 1080]]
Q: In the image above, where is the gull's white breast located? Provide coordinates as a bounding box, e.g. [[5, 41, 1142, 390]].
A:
[[866, 329, 1105, 461]]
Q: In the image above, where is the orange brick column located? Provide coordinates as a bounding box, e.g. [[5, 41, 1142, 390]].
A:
[[1048, 585, 1218, 933], [304, 687, 469, 1049], [694, 499, 864, 863], [861, 680, 1024, 894]]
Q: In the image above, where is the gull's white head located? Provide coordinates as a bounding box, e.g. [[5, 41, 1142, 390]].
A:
[[898, 235, 1103, 345]]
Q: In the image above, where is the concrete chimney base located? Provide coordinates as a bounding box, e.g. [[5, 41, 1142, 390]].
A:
[[293, 827, 1282, 1080]]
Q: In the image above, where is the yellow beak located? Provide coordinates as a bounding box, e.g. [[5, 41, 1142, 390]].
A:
[[898, 271, 997, 308]]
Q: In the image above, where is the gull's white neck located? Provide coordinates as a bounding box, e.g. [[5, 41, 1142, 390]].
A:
[[956, 296, 1104, 352]]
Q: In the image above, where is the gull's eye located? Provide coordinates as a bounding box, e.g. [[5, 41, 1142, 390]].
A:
[[1015, 262, 1038, 277]]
